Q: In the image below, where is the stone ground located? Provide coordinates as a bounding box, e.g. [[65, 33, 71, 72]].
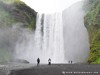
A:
[[0, 63, 100, 75]]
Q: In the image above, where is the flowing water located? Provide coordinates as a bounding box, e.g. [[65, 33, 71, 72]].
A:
[[34, 13, 65, 63], [14, 1, 89, 64], [15, 13, 65, 64]]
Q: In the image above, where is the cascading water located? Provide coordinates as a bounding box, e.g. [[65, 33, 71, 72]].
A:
[[34, 13, 65, 63], [15, 12, 65, 64], [14, 1, 90, 64]]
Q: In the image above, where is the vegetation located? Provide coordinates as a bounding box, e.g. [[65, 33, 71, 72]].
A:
[[84, 0, 100, 64], [0, 0, 37, 29], [0, 0, 37, 62]]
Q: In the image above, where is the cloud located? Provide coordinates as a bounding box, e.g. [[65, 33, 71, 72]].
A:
[[21, 0, 82, 13]]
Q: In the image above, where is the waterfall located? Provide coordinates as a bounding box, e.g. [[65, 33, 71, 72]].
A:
[[34, 13, 65, 63], [14, 1, 89, 64], [15, 12, 65, 64]]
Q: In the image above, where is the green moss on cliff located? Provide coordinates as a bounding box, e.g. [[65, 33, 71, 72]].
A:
[[0, 0, 37, 62], [85, 0, 100, 64], [0, 0, 37, 29]]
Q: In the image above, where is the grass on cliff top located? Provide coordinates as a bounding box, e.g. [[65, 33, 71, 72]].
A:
[[0, 0, 36, 29]]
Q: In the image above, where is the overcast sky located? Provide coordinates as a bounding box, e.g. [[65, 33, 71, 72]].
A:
[[21, 0, 82, 13]]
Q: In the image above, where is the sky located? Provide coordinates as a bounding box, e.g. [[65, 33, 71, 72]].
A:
[[21, 0, 82, 13]]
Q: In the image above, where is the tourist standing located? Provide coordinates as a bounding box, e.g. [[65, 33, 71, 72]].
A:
[[37, 58, 40, 65], [48, 58, 51, 65]]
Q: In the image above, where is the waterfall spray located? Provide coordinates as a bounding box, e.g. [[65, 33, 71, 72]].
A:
[[34, 12, 65, 63], [14, 1, 89, 64], [15, 12, 65, 64]]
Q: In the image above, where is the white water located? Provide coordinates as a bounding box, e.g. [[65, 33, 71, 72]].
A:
[[15, 13, 65, 64], [14, 1, 89, 64], [34, 13, 65, 63]]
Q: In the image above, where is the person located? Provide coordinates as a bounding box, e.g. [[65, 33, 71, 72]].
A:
[[68, 61, 70, 64], [37, 58, 40, 65], [48, 58, 51, 65], [71, 61, 72, 64]]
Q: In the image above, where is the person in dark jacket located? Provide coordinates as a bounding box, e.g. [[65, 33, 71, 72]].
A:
[[37, 58, 40, 65], [71, 61, 72, 64]]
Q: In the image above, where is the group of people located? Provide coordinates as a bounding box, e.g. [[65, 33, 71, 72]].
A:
[[68, 61, 73, 64], [37, 58, 73, 65], [37, 58, 51, 65]]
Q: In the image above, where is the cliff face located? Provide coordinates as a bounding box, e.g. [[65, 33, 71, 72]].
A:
[[0, 0, 37, 62], [0, 0, 37, 29], [85, 0, 100, 64]]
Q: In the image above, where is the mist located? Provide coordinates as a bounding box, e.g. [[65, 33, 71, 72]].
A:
[[63, 1, 90, 63], [0, 23, 33, 62], [0, 1, 90, 64]]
